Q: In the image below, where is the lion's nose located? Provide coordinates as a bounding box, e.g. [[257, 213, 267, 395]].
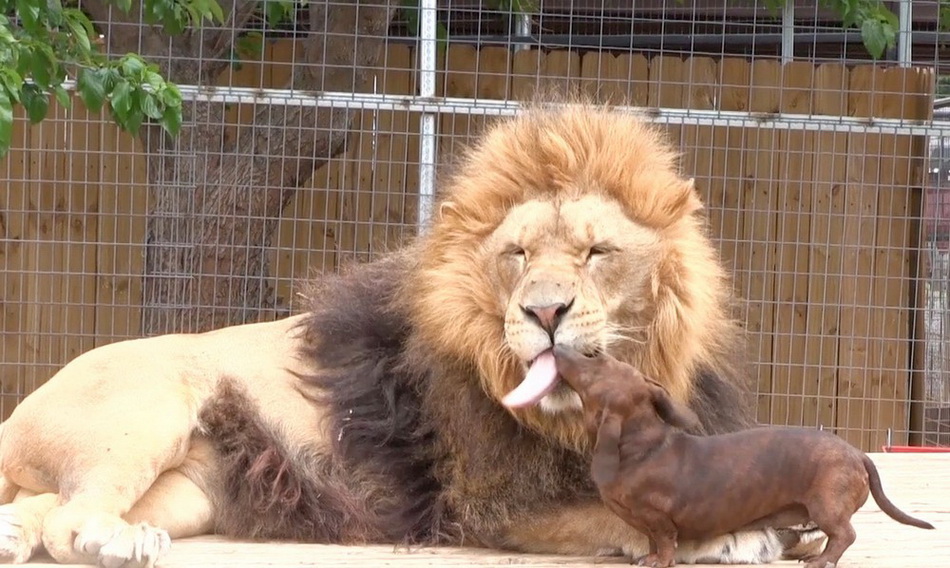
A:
[[522, 301, 573, 335]]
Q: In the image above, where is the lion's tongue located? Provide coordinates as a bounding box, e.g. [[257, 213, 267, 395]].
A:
[[501, 349, 559, 409]]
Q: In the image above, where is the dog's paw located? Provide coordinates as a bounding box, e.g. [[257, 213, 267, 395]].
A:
[[75, 520, 170, 568], [0, 506, 41, 564]]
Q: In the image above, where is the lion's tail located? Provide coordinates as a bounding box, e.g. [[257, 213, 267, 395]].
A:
[[863, 454, 934, 529]]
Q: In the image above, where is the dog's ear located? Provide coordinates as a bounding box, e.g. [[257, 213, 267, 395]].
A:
[[647, 380, 701, 431]]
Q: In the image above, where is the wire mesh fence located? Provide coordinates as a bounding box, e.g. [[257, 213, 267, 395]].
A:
[[2, 0, 950, 452]]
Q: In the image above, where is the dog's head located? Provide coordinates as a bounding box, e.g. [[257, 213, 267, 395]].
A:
[[553, 345, 701, 433]]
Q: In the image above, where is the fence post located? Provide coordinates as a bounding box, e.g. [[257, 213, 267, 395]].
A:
[[417, 0, 438, 233]]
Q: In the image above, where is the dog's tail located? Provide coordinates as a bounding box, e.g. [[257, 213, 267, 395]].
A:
[[863, 454, 934, 529]]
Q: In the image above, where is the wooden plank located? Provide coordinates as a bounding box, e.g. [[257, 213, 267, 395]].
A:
[[867, 67, 935, 449], [579, 51, 649, 106], [837, 64, 883, 451], [769, 61, 814, 428], [647, 56, 687, 154], [744, 59, 782, 424], [0, 107, 31, 418], [367, 44, 416, 250], [438, 44, 479, 166], [802, 62, 850, 432], [510, 48, 580, 102], [94, 113, 146, 345], [58, 100, 100, 367], [21, 102, 70, 394]]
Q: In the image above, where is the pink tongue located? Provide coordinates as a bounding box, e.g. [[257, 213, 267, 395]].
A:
[[501, 349, 559, 408]]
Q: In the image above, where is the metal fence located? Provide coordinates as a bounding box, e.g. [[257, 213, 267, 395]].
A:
[[3, 0, 950, 452]]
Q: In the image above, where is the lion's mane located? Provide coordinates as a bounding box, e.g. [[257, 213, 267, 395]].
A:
[[204, 101, 757, 549]]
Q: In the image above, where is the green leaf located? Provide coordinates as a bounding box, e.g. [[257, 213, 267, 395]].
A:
[[77, 68, 106, 110], [0, 68, 21, 104], [110, 79, 132, 116], [145, 70, 164, 91], [124, 106, 143, 134], [140, 91, 163, 119], [161, 83, 182, 107], [206, 0, 225, 24], [265, 0, 294, 27], [235, 32, 264, 60], [121, 55, 146, 77], [20, 83, 48, 123], [0, 89, 12, 158], [29, 47, 51, 89], [941, 1, 950, 31], [160, 104, 181, 137], [860, 18, 888, 59], [102, 67, 120, 92], [53, 84, 69, 108], [46, 0, 64, 27], [65, 11, 92, 53], [15, 0, 41, 33]]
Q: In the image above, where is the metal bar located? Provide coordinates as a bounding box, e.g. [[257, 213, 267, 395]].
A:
[[417, 0, 438, 232], [898, 0, 913, 68], [53, 77, 946, 138], [514, 13, 532, 52], [131, 86, 948, 138], [781, 0, 795, 64]]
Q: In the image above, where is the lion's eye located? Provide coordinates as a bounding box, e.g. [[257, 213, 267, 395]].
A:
[[586, 244, 615, 262], [505, 245, 526, 258]]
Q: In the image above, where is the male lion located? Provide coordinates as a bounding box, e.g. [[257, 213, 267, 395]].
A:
[[0, 103, 824, 567]]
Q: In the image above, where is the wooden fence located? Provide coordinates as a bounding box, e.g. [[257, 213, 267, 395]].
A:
[[0, 40, 936, 451]]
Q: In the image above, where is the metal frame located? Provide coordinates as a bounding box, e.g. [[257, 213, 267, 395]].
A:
[[151, 85, 948, 136]]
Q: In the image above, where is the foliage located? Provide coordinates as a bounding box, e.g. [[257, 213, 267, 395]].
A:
[[764, 0, 935, 60], [0, 0, 226, 157]]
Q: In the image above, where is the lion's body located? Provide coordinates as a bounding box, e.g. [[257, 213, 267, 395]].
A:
[[0, 103, 825, 567]]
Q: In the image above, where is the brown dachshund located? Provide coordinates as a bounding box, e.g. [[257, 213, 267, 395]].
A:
[[552, 345, 935, 568]]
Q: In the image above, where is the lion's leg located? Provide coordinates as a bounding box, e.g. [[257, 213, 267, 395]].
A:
[[0, 488, 57, 564], [32, 413, 199, 566], [123, 468, 215, 539], [41, 471, 172, 568], [500, 501, 785, 564]]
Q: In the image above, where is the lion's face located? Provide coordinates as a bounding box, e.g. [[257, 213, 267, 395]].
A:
[[407, 104, 732, 447], [483, 193, 663, 413]]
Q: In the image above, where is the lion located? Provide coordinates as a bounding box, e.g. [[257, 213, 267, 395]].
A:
[[0, 101, 826, 567]]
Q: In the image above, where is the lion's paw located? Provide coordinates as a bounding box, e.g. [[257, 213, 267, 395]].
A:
[[75, 519, 170, 568], [673, 529, 783, 564], [0, 506, 41, 564], [777, 524, 828, 561]]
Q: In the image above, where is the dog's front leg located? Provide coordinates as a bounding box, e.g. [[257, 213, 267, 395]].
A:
[[591, 413, 622, 487], [497, 500, 787, 564]]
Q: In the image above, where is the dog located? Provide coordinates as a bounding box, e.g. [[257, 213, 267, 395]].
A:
[[552, 345, 935, 568]]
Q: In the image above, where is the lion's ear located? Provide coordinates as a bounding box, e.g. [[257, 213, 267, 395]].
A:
[[438, 200, 460, 221], [666, 178, 704, 220]]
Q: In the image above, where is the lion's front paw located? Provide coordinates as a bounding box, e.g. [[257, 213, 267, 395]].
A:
[[75, 519, 171, 568], [777, 524, 827, 561], [0, 506, 41, 564]]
